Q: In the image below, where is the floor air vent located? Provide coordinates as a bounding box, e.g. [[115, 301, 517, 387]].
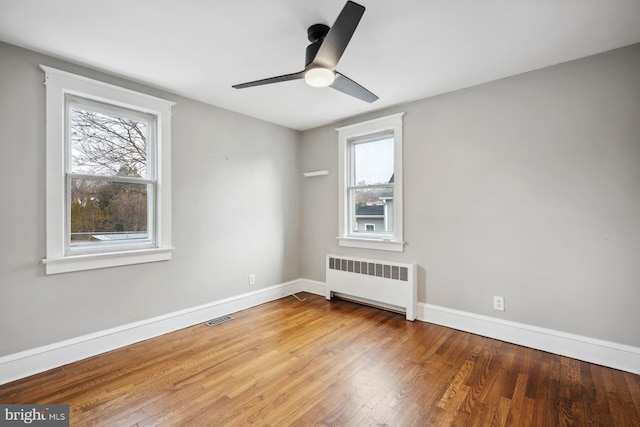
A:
[[205, 315, 233, 327]]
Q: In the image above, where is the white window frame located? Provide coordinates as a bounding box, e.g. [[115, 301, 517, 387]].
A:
[[41, 66, 174, 274], [337, 113, 405, 252]]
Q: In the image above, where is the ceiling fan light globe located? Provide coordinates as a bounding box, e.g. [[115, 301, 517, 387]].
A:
[[305, 67, 335, 87]]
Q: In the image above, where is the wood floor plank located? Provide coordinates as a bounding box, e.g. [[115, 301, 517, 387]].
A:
[[626, 372, 640, 418], [505, 372, 529, 426], [591, 364, 615, 427], [465, 345, 505, 427], [530, 351, 552, 427], [0, 294, 638, 426]]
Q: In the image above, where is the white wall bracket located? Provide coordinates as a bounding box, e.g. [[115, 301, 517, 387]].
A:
[[303, 170, 329, 177]]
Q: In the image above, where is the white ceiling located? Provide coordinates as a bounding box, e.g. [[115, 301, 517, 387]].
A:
[[1, 0, 639, 130]]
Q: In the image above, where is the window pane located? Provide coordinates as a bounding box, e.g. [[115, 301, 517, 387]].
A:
[[70, 178, 150, 245], [69, 103, 149, 178], [353, 137, 394, 186], [351, 187, 394, 234]]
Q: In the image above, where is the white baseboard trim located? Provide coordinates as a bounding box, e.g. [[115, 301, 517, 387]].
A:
[[2, 279, 638, 386], [0, 279, 304, 386], [301, 279, 640, 375], [417, 303, 640, 375], [299, 278, 326, 297]]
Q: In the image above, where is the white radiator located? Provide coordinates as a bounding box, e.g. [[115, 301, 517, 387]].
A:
[[325, 254, 417, 321]]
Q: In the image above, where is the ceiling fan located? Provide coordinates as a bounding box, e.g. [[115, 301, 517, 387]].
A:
[[232, 1, 378, 103]]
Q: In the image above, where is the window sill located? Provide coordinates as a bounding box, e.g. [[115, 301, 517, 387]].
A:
[[337, 236, 405, 252], [42, 247, 174, 275]]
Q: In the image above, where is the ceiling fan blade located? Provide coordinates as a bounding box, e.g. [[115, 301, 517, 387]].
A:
[[233, 71, 305, 89], [312, 1, 365, 69], [330, 72, 378, 103]]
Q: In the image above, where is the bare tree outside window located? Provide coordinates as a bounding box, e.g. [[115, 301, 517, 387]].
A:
[[70, 107, 148, 177]]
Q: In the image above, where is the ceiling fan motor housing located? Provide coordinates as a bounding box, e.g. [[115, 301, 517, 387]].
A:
[[305, 24, 330, 67]]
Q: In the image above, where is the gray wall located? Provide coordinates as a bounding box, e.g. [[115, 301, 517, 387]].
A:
[[301, 44, 640, 347], [0, 42, 301, 356]]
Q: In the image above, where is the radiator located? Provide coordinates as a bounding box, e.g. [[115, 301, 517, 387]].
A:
[[325, 254, 417, 321]]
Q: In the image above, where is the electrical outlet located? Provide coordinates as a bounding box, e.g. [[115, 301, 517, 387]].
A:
[[248, 274, 256, 286], [493, 296, 505, 311]]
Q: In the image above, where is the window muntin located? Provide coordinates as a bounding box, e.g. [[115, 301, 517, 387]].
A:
[[66, 97, 157, 254]]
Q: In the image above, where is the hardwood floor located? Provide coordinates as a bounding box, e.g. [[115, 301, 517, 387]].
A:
[[1, 293, 639, 426]]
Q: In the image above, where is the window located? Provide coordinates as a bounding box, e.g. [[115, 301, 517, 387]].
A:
[[41, 66, 174, 274], [337, 113, 404, 252]]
